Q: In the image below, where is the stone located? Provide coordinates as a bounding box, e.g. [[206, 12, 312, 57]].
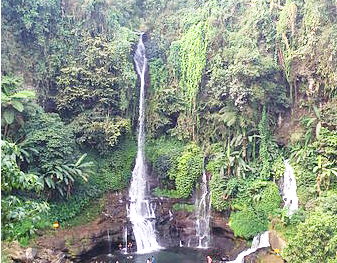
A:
[[25, 247, 38, 261], [33, 173, 248, 262], [269, 230, 287, 252], [244, 247, 285, 263], [6, 241, 26, 262]]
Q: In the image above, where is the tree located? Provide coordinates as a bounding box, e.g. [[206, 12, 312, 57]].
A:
[[1, 76, 35, 139]]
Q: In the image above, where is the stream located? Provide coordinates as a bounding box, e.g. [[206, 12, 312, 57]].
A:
[[78, 247, 219, 263]]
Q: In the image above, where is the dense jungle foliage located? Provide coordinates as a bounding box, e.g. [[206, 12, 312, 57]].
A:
[[1, 0, 337, 262]]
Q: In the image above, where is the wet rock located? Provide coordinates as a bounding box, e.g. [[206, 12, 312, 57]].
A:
[[269, 230, 286, 253], [34, 181, 247, 261], [244, 247, 285, 263], [6, 241, 26, 262], [25, 247, 37, 261]]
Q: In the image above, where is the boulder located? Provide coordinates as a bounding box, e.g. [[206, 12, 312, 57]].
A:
[[244, 247, 285, 263], [25, 247, 38, 261], [269, 230, 287, 253], [6, 241, 26, 262]]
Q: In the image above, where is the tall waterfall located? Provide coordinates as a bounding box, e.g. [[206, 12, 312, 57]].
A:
[[227, 231, 270, 263], [128, 33, 160, 253], [195, 166, 212, 248], [282, 160, 298, 216]]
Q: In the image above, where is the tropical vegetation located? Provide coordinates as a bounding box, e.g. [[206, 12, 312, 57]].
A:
[[1, 0, 337, 262]]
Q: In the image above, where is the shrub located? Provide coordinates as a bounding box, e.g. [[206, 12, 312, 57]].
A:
[[172, 203, 195, 213], [293, 163, 316, 188], [175, 143, 203, 198], [256, 182, 282, 217], [283, 211, 337, 263], [145, 137, 184, 186], [1, 196, 49, 246], [209, 171, 230, 212], [271, 156, 285, 181], [230, 182, 281, 239], [153, 187, 180, 199], [48, 137, 137, 223], [230, 207, 268, 239]]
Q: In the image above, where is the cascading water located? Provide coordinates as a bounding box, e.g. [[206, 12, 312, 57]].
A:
[[169, 210, 173, 221], [123, 227, 128, 254], [195, 166, 212, 248], [128, 33, 160, 253], [107, 229, 112, 257], [227, 231, 270, 263], [282, 160, 299, 216]]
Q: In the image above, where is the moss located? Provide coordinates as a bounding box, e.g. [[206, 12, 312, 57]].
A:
[[172, 203, 195, 213]]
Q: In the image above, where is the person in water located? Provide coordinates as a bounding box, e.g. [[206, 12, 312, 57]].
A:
[[151, 255, 155, 263], [127, 242, 133, 252], [207, 255, 213, 263], [146, 258, 151, 263]]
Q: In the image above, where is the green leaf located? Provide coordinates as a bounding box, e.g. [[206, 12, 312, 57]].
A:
[[330, 169, 337, 177], [11, 101, 24, 112], [316, 121, 321, 139], [75, 153, 87, 166], [11, 90, 35, 99], [45, 177, 55, 189], [56, 186, 64, 196], [1, 92, 9, 102], [312, 105, 320, 120], [4, 109, 15, 125]]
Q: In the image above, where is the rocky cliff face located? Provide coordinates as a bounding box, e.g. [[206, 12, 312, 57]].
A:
[[77, 189, 247, 261], [6, 188, 247, 262], [6, 164, 249, 262]]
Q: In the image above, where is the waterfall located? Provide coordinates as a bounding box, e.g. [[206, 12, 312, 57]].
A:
[[282, 160, 298, 216], [123, 227, 128, 254], [128, 33, 160, 254], [107, 229, 112, 257], [227, 231, 270, 263], [195, 166, 212, 248], [169, 210, 173, 221]]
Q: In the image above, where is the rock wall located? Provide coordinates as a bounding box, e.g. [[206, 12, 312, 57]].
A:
[[6, 167, 248, 262]]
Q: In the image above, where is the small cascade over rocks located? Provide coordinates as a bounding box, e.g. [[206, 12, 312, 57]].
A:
[[227, 231, 270, 263], [122, 227, 128, 254], [282, 160, 299, 216], [195, 165, 212, 248], [128, 32, 160, 253], [107, 229, 112, 257]]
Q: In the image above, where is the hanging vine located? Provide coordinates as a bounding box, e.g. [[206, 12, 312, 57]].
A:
[[179, 21, 208, 109], [169, 20, 209, 140], [276, 0, 298, 104]]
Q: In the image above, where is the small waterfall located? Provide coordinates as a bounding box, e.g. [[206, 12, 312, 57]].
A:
[[227, 231, 270, 263], [179, 240, 183, 247], [282, 160, 298, 216], [169, 210, 173, 221], [123, 227, 128, 254], [195, 166, 212, 248], [107, 229, 112, 257], [128, 32, 160, 254]]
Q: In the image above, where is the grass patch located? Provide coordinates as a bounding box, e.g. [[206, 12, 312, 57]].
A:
[[153, 187, 181, 198], [271, 217, 299, 241], [62, 195, 107, 227], [172, 203, 195, 212]]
